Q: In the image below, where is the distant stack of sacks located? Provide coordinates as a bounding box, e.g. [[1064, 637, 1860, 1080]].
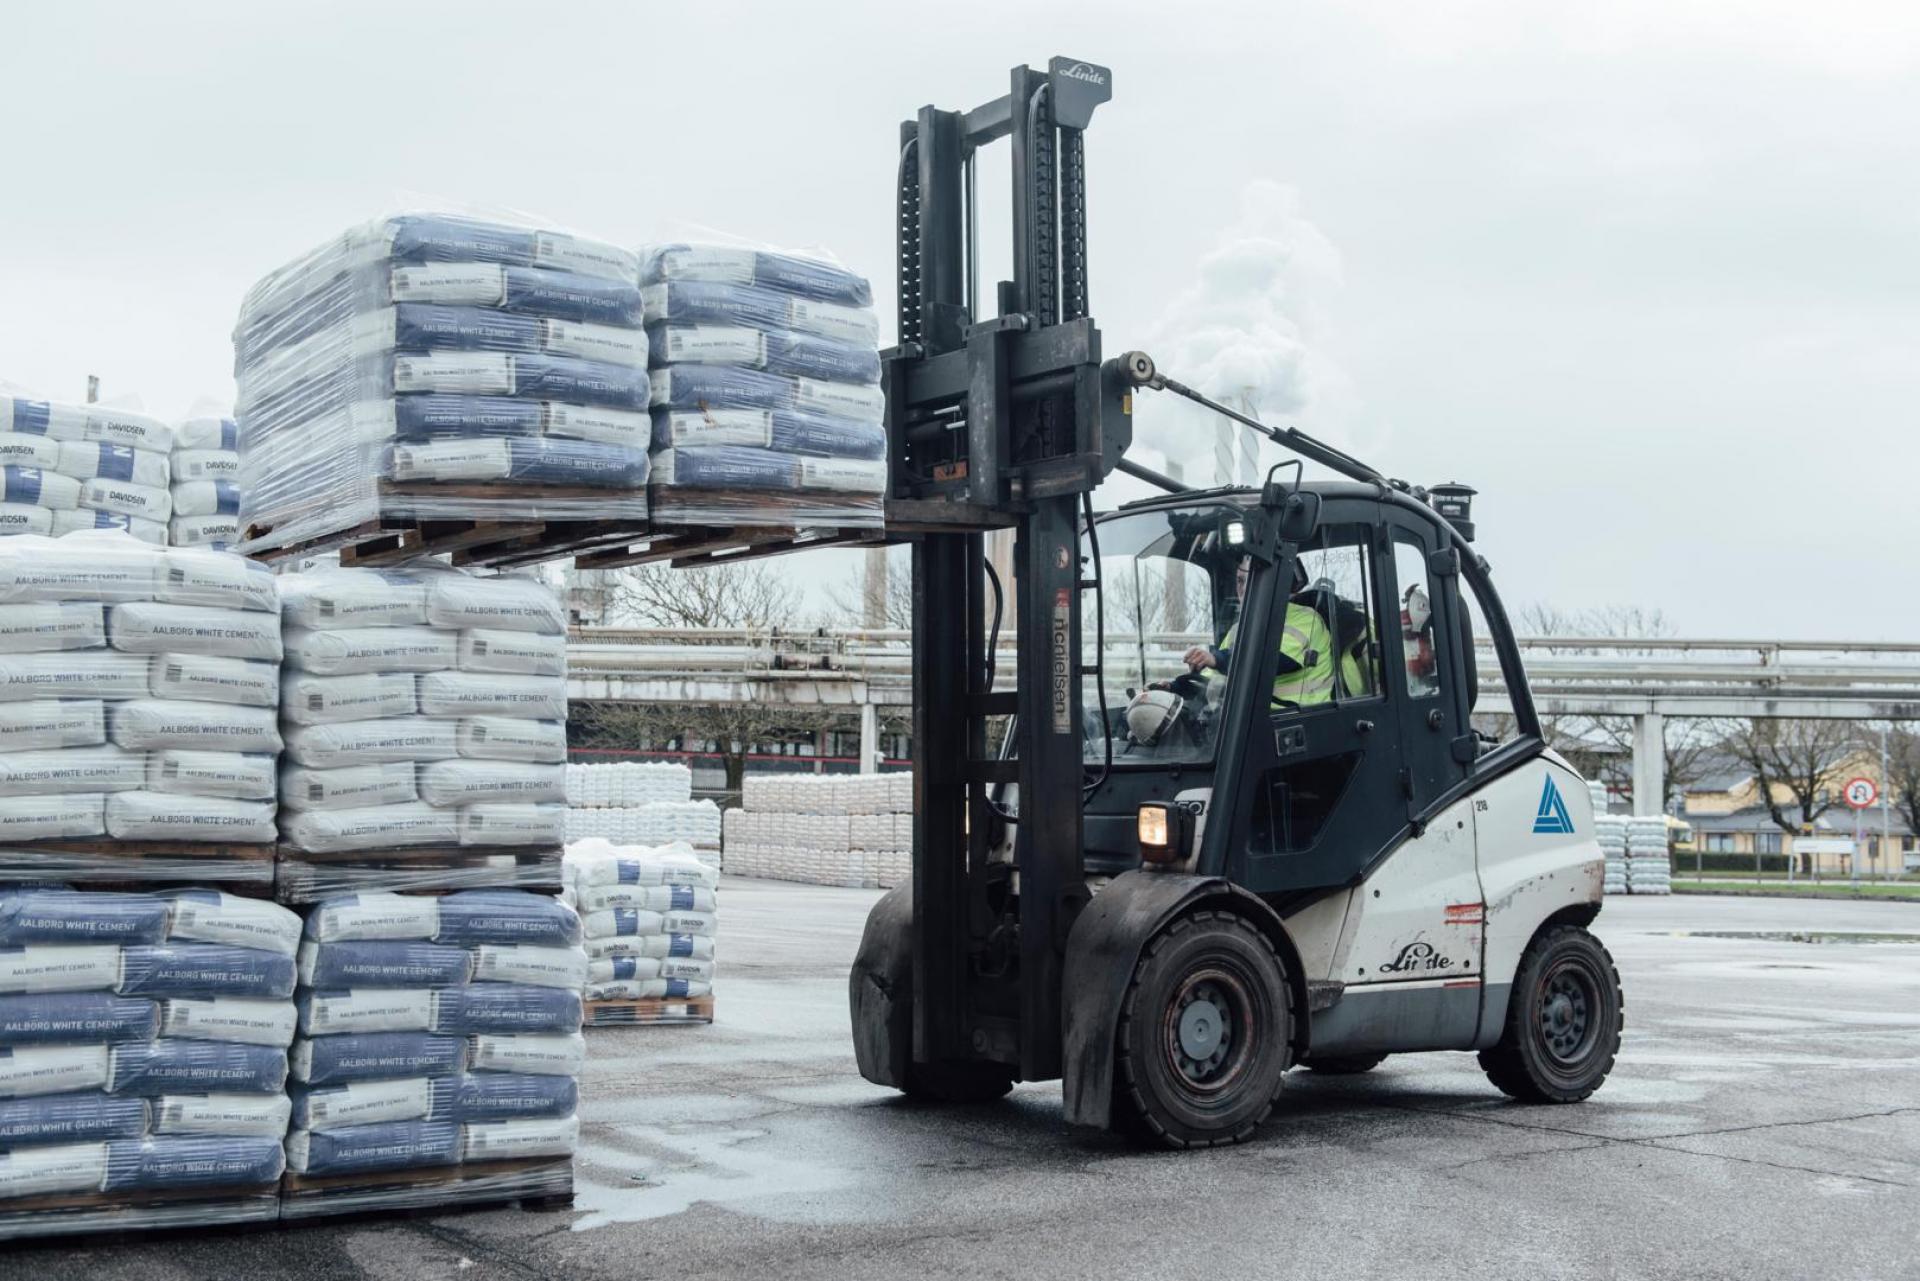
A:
[[1596, 816, 1627, 895], [643, 244, 887, 528], [0, 887, 300, 1207], [1625, 817, 1672, 895], [286, 891, 584, 1180], [564, 761, 691, 808], [170, 416, 243, 549], [0, 395, 173, 543], [561, 762, 717, 855], [723, 772, 912, 888], [0, 533, 281, 849], [562, 840, 716, 1005], [234, 212, 651, 555], [276, 566, 567, 865]]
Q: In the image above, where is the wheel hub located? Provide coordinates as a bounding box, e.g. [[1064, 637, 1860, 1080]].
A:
[[1538, 966, 1595, 1064], [1178, 996, 1226, 1061], [1166, 973, 1244, 1088]]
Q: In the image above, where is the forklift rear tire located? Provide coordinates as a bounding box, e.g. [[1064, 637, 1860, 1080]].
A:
[[1114, 910, 1292, 1149], [1478, 924, 1622, 1104], [1300, 1054, 1387, 1075], [903, 1061, 1016, 1104]]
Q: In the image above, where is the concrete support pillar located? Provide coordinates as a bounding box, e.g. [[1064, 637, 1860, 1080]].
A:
[[858, 700, 880, 775], [863, 547, 889, 628], [1632, 712, 1666, 816]]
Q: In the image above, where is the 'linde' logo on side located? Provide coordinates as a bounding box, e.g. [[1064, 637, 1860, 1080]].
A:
[[1058, 62, 1106, 85]]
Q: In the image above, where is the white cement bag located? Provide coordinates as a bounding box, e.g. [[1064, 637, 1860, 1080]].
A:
[[462, 1115, 578, 1162], [457, 803, 566, 847], [280, 569, 432, 629], [0, 745, 145, 795], [577, 883, 717, 914], [0, 504, 52, 536], [470, 944, 588, 990], [0, 791, 107, 840], [0, 1044, 111, 1098], [284, 717, 457, 768], [148, 749, 278, 800], [105, 791, 277, 841], [166, 890, 302, 956], [108, 699, 282, 753], [416, 671, 565, 719], [419, 761, 565, 808], [55, 442, 171, 489], [3, 470, 81, 510], [456, 629, 566, 676], [584, 936, 713, 971], [466, 1032, 584, 1077], [149, 654, 278, 707], [0, 652, 150, 701], [0, 1142, 110, 1197], [173, 417, 234, 451], [166, 480, 231, 518], [0, 699, 106, 752], [160, 997, 299, 1047], [151, 1092, 292, 1138], [170, 514, 240, 548], [585, 979, 711, 1000], [79, 477, 171, 521], [426, 576, 564, 634], [0, 434, 63, 470], [281, 801, 458, 853], [280, 670, 417, 725], [283, 626, 455, 675], [51, 509, 168, 545], [0, 944, 121, 993], [307, 892, 439, 942], [456, 717, 566, 763], [0, 536, 159, 601], [302, 989, 435, 1035], [171, 449, 241, 481], [278, 762, 419, 811], [108, 603, 281, 660], [155, 551, 278, 613], [0, 603, 106, 654]]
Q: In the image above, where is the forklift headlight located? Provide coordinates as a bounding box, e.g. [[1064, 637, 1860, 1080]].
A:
[[1224, 520, 1246, 547], [1138, 802, 1191, 866]]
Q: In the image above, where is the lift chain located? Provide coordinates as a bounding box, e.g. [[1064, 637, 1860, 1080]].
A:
[[897, 137, 923, 345], [1060, 128, 1088, 322], [1026, 84, 1059, 328]]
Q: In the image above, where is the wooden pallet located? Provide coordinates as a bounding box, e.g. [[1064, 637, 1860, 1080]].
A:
[[585, 994, 715, 1027], [278, 1156, 573, 1220], [0, 1186, 279, 1242], [0, 839, 275, 891], [574, 520, 880, 571], [274, 843, 563, 903]]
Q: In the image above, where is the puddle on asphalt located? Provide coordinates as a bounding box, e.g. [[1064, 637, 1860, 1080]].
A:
[[1674, 931, 1920, 945], [569, 1125, 866, 1231]]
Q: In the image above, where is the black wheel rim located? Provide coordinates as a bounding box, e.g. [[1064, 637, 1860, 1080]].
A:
[[1162, 965, 1255, 1094], [1536, 957, 1601, 1066]]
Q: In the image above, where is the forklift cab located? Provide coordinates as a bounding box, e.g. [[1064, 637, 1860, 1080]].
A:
[[1079, 484, 1523, 901]]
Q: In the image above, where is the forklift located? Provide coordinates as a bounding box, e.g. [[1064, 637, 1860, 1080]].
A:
[[851, 58, 1622, 1147]]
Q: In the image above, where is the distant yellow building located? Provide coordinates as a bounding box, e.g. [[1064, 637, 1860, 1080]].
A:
[[1679, 750, 1914, 876]]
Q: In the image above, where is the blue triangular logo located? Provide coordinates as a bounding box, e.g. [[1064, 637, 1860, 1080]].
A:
[[1533, 775, 1575, 834]]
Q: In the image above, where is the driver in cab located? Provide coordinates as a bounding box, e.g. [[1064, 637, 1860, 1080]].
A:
[[1184, 557, 1337, 710]]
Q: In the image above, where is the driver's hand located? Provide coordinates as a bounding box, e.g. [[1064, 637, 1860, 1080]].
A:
[[1184, 646, 1216, 672]]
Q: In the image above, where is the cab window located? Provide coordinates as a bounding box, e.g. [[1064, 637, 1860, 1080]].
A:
[[1391, 537, 1443, 701]]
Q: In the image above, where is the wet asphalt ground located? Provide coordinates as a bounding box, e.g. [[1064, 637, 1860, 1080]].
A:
[[15, 885, 1919, 1281]]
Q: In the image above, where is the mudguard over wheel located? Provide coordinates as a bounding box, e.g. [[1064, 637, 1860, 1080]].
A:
[[1114, 910, 1293, 1148], [1479, 924, 1623, 1103], [1300, 1053, 1387, 1075]]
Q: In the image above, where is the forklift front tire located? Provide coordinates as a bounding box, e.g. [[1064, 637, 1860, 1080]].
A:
[[1114, 910, 1292, 1148], [1478, 924, 1622, 1104]]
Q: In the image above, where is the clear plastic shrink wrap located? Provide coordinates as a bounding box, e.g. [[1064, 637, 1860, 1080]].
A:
[[0, 533, 281, 878], [234, 213, 650, 555], [561, 840, 716, 1006], [0, 886, 297, 1214], [0, 394, 173, 544], [283, 890, 583, 1182], [275, 565, 568, 896], [642, 243, 886, 529]]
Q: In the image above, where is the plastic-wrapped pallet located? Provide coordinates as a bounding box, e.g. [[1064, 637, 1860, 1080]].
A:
[[723, 772, 911, 888], [1625, 816, 1672, 895], [1595, 815, 1628, 896], [0, 394, 172, 545], [0, 886, 298, 1231], [0, 532, 281, 886], [561, 840, 715, 1025], [234, 212, 651, 558], [170, 416, 243, 549], [281, 890, 583, 1205], [564, 761, 692, 809], [275, 565, 568, 900], [643, 243, 886, 530], [561, 800, 720, 855]]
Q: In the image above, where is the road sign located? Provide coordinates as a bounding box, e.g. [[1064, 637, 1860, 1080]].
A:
[[1842, 777, 1878, 810]]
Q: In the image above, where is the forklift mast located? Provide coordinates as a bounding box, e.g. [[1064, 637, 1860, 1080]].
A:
[[886, 57, 1131, 1081]]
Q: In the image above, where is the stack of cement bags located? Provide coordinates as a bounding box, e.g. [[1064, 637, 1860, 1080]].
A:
[[170, 416, 243, 549], [285, 891, 584, 1187], [0, 533, 281, 854], [564, 761, 691, 808], [234, 212, 651, 555], [0, 395, 172, 543], [0, 887, 299, 1217], [563, 800, 720, 851], [723, 772, 912, 888], [277, 566, 567, 892], [1596, 816, 1628, 896], [1625, 817, 1672, 895], [563, 840, 716, 1016], [643, 244, 887, 528]]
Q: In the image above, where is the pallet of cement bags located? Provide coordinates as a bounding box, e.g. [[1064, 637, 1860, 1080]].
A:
[[562, 840, 716, 1028]]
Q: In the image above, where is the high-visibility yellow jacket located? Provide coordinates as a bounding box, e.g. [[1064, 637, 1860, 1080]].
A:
[[1205, 602, 1337, 708]]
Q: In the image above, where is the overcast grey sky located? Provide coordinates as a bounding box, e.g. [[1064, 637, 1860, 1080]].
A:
[[2, 1, 1915, 638]]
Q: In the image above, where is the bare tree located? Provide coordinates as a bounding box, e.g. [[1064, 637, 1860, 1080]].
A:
[[1885, 723, 1920, 841], [1720, 718, 1862, 871], [605, 560, 800, 629], [826, 553, 912, 630], [572, 697, 845, 794]]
